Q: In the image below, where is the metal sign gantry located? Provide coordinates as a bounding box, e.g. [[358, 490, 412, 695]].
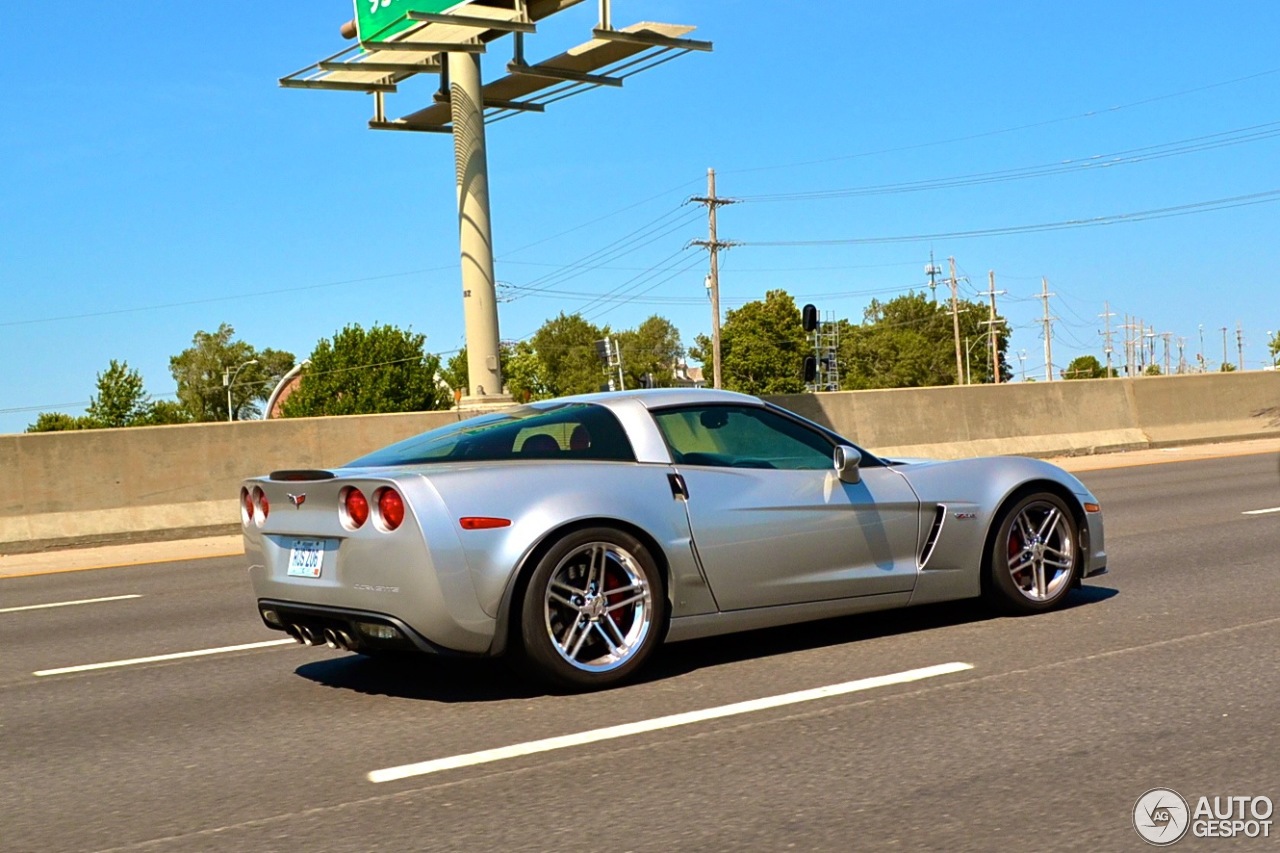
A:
[[281, 1, 711, 404]]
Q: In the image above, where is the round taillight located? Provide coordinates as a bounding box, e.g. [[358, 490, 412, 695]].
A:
[[252, 487, 269, 524], [344, 487, 369, 529], [241, 488, 254, 526], [377, 488, 405, 531]]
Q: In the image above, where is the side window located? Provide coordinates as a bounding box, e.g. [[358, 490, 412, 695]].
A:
[[352, 403, 635, 465], [652, 405, 835, 471], [511, 406, 635, 461]]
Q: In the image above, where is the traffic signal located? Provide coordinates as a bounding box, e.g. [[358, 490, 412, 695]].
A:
[[802, 303, 819, 333]]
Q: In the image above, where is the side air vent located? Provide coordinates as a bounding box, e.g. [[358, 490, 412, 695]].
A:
[[918, 504, 946, 569]]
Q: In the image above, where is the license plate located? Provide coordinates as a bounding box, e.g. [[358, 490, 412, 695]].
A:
[[287, 538, 327, 578]]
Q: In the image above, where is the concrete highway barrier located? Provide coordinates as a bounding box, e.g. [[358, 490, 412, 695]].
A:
[[1, 372, 1276, 553]]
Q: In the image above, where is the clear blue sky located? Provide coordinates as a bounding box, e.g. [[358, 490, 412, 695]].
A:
[[3, 1, 1278, 434]]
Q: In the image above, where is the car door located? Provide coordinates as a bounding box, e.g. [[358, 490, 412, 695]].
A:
[[652, 404, 921, 611]]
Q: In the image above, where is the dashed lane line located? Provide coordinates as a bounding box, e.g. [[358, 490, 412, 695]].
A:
[[366, 661, 974, 783], [33, 639, 296, 677], [0, 594, 142, 613]]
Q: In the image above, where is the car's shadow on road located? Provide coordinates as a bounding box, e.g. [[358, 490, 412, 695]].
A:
[[293, 585, 1118, 703], [641, 584, 1118, 683]]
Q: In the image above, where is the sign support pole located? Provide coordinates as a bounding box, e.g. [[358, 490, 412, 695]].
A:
[[448, 51, 506, 401]]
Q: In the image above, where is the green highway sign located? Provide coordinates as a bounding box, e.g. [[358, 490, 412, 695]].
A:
[[354, 0, 470, 43]]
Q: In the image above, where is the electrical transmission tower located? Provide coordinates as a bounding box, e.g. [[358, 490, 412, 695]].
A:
[[925, 252, 942, 303], [1099, 301, 1116, 376]]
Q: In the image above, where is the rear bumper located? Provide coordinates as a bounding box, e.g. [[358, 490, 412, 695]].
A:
[[257, 599, 473, 656], [245, 529, 498, 654]]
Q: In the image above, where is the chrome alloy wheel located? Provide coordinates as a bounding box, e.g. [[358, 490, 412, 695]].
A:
[[543, 542, 653, 673], [1005, 500, 1076, 602]]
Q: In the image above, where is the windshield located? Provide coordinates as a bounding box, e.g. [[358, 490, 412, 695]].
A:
[[348, 402, 636, 467]]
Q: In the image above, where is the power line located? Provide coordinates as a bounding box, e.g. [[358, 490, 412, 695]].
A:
[[745, 189, 1280, 246], [721, 66, 1280, 175], [0, 267, 456, 329], [504, 207, 703, 299], [498, 177, 703, 257], [737, 120, 1280, 202]]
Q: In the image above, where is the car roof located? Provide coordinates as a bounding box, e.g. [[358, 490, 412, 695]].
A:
[[550, 387, 763, 411]]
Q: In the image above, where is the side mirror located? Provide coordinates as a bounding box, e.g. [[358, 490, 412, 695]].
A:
[[833, 445, 862, 484]]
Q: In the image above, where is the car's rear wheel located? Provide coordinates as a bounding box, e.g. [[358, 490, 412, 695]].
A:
[[518, 527, 665, 690], [986, 492, 1079, 613]]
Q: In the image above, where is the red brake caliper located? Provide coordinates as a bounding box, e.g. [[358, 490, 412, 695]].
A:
[[603, 566, 632, 635], [1009, 524, 1024, 579]]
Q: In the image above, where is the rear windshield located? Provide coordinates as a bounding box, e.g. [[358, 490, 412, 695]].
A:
[[349, 402, 635, 467]]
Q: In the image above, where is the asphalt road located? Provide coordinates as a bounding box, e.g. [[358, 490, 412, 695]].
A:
[[2, 453, 1277, 852]]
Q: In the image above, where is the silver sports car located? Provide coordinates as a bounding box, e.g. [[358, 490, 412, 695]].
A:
[[243, 388, 1106, 689]]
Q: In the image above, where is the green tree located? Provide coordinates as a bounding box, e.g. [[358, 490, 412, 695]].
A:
[[85, 360, 150, 427], [530, 313, 609, 397], [26, 412, 94, 432], [1063, 355, 1109, 379], [282, 323, 450, 417], [441, 348, 470, 397], [504, 340, 551, 402], [838, 292, 1010, 389], [1268, 330, 1280, 367], [27, 359, 190, 431], [138, 399, 194, 425], [169, 323, 295, 421], [615, 315, 684, 389], [1143, 363, 1163, 376], [1220, 362, 1237, 372], [692, 290, 807, 395]]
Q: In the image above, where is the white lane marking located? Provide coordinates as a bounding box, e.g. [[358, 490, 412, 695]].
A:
[[1242, 506, 1280, 515], [33, 639, 296, 677], [0, 594, 142, 614], [367, 661, 974, 784]]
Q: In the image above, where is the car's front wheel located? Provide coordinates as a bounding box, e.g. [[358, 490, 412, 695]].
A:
[[518, 527, 665, 690], [986, 492, 1080, 613]]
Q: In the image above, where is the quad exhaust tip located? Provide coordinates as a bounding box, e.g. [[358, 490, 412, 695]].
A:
[[285, 623, 356, 651]]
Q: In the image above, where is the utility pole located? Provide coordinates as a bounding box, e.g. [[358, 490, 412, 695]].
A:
[[1161, 332, 1172, 375], [1040, 277, 1055, 381], [1018, 349, 1028, 382], [1123, 314, 1132, 376], [691, 168, 738, 389], [984, 270, 1006, 383], [1198, 324, 1206, 372], [1236, 321, 1245, 371], [1177, 336, 1187, 374], [1222, 326, 1229, 369], [1100, 301, 1116, 377], [949, 257, 964, 385]]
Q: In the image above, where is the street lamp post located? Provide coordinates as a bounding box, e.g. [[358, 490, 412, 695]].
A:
[[964, 336, 988, 385], [224, 359, 258, 422]]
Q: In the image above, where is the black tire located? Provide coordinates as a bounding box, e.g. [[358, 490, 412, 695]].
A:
[[985, 492, 1080, 614], [518, 527, 666, 691]]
